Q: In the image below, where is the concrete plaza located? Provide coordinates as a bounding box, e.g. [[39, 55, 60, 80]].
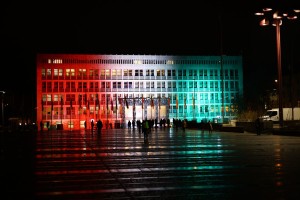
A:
[[2, 127, 300, 199]]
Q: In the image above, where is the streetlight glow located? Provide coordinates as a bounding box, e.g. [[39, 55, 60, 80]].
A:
[[255, 5, 299, 128]]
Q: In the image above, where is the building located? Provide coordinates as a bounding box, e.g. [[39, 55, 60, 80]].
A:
[[36, 54, 243, 130]]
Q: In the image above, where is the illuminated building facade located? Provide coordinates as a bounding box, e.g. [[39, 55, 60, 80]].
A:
[[37, 54, 243, 130]]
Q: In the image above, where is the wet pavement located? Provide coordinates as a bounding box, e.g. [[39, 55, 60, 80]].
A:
[[2, 127, 300, 199]]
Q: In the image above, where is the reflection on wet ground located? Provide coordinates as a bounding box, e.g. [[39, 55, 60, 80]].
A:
[[4, 128, 300, 199]]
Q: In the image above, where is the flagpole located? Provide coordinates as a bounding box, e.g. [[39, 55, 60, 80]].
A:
[[133, 94, 135, 124], [106, 96, 108, 129], [116, 97, 117, 124], [60, 96, 63, 126], [70, 99, 72, 131], [78, 94, 81, 130], [158, 96, 160, 122], [51, 100, 53, 129], [142, 95, 144, 120]]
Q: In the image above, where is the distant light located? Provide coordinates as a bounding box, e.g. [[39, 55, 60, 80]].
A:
[[287, 15, 297, 20], [260, 18, 269, 26], [263, 8, 272, 12], [255, 12, 264, 16], [273, 11, 282, 19]]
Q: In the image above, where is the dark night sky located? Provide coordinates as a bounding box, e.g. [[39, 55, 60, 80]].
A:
[[1, 0, 300, 113]]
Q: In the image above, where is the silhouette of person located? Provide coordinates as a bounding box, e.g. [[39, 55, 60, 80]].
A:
[[91, 120, 94, 132]]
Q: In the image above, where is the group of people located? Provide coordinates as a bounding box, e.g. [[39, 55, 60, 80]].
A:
[[87, 119, 103, 134]]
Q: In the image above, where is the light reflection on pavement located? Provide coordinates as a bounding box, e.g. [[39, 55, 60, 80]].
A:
[[34, 128, 300, 199]]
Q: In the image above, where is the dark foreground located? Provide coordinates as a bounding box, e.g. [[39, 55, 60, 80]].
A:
[[1, 128, 300, 200]]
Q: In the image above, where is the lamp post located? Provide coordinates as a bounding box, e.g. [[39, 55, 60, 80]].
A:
[[0, 91, 5, 126], [255, 7, 299, 128]]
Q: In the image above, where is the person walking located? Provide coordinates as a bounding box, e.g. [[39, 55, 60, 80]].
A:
[[97, 119, 103, 134], [128, 120, 131, 129], [91, 120, 94, 133], [208, 120, 213, 133]]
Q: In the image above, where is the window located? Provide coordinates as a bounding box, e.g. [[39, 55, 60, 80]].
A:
[[41, 69, 46, 77], [54, 69, 59, 77], [199, 69, 203, 77], [167, 70, 171, 76], [79, 69, 87, 77], [178, 81, 182, 88], [53, 94, 59, 102], [178, 70, 182, 76], [157, 70, 161, 76], [59, 82, 64, 90], [47, 69, 51, 76], [66, 69, 71, 77], [105, 69, 110, 77], [157, 82, 161, 88], [100, 69, 105, 76], [47, 82, 52, 90], [54, 82, 58, 90], [66, 82, 71, 89], [89, 69, 98, 77], [42, 82, 46, 91], [135, 70, 139, 76], [172, 70, 176, 76], [139, 82, 144, 88], [117, 69, 122, 76], [71, 82, 75, 90], [151, 82, 154, 88], [47, 94, 52, 102]]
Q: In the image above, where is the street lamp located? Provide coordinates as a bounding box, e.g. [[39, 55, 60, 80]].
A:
[[255, 6, 299, 128], [0, 91, 5, 126]]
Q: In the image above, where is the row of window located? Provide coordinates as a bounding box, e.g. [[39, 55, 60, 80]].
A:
[[42, 81, 240, 90], [41, 68, 239, 78], [42, 92, 237, 103], [45, 58, 239, 65]]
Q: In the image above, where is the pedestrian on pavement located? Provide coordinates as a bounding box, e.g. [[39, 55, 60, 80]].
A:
[[208, 120, 213, 133], [91, 120, 94, 132], [97, 119, 103, 134], [128, 120, 131, 129]]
